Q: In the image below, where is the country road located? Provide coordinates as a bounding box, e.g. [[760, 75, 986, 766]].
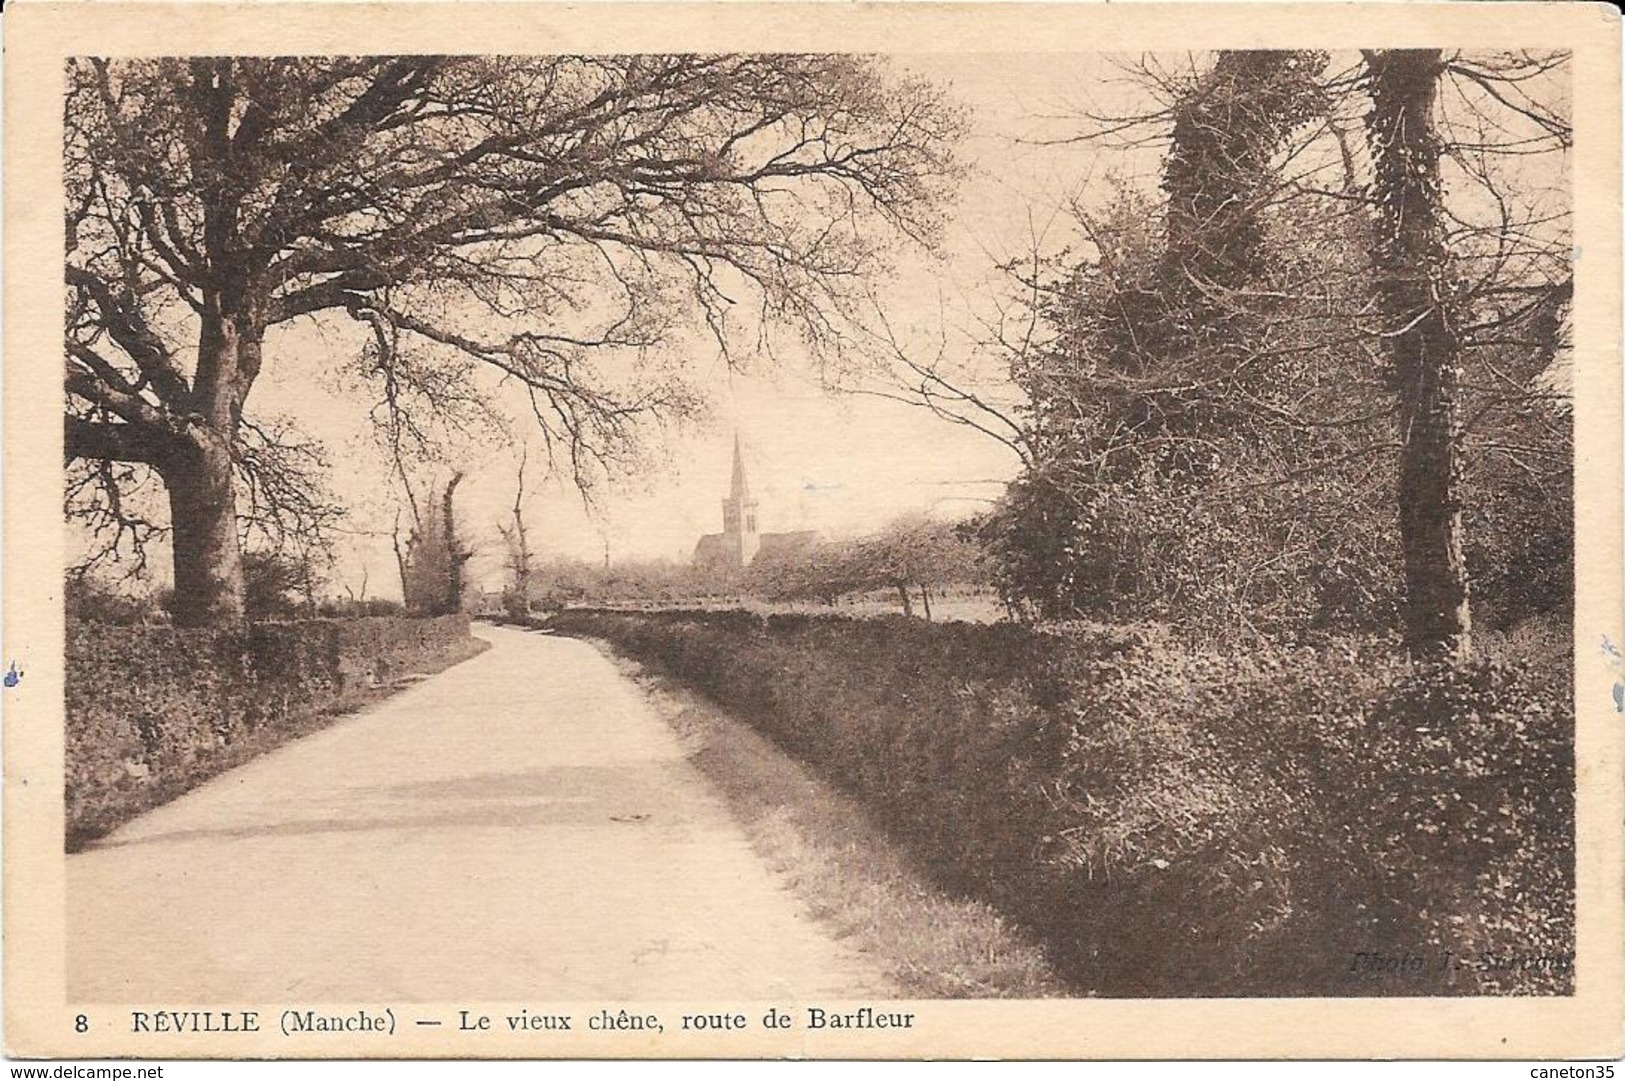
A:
[[67, 624, 894, 1002]]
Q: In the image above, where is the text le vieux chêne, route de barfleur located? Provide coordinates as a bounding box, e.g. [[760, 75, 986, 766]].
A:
[[124, 1006, 919, 1036]]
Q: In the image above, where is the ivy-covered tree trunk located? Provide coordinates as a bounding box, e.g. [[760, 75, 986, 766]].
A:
[[441, 472, 471, 615], [1365, 49, 1473, 658], [1162, 50, 1329, 292], [398, 473, 474, 616]]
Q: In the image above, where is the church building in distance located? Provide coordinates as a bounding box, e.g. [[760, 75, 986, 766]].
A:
[[693, 435, 819, 572]]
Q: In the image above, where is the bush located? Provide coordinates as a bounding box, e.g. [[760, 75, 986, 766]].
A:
[[501, 588, 530, 620], [548, 608, 1573, 996], [241, 549, 318, 620], [65, 576, 166, 625], [66, 614, 472, 848], [317, 597, 407, 618]]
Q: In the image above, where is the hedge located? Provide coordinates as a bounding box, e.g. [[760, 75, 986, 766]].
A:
[[66, 614, 474, 849], [549, 608, 1573, 997]]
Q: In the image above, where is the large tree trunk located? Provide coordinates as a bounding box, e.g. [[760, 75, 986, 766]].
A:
[[1366, 49, 1473, 659], [164, 429, 244, 626], [165, 300, 255, 627]]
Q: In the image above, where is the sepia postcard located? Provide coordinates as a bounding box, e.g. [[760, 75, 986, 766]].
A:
[[4, 0, 1621, 1062]]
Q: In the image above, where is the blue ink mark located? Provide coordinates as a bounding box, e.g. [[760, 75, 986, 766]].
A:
[[1602, 637, 1624, 713], [3, 662, 22, 688]]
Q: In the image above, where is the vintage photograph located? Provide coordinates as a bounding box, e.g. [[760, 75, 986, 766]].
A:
[[6, 0, 1621, 1062]]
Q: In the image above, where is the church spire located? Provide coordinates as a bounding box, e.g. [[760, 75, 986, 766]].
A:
[[721, 432, 760, 564], [730, 432, 750, 501]]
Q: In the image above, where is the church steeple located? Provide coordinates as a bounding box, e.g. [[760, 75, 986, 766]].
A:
[[730, 433, 751, 502], [720, 432, 760, 566]]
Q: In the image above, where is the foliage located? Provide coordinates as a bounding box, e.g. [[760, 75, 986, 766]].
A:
[[396, 473, 475, 616], [317, 596, 407, 619], [1317, 658, 1575, 992], [499, 513, 987, 616], [978, 50, 1571, 646], [1162, 51, 1331, 288], [509, 555, 694, 610], [552, 609, 1573, 996], [65, 614, 473, 848], [979, 190, 1401, 633], [65, 573, 167, 625], [69, 560, 326, 625], [240, 548, 321, 620], [746, 514, 987, 614]]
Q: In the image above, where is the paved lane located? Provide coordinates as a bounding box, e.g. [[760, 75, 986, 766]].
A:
[[67, 624, 892, 1002]]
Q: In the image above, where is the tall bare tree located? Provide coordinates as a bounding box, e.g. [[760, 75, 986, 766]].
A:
[[65, 56, 962, 624], [497, 449, 534, 615]]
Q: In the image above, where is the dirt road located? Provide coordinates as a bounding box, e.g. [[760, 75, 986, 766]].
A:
[[67, 624, 892, 1002]]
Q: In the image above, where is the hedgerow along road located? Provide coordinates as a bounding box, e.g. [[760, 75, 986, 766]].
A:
[[67, 623, 894, 1001]]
